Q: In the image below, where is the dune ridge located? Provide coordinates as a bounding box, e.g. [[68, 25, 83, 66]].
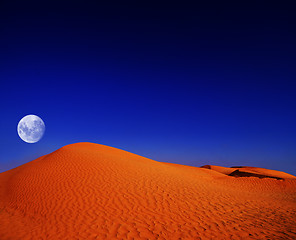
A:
[[0, 142, 295, 239], [201, 165, 296, 180]]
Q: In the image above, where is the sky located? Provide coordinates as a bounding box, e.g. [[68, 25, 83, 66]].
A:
[[0, 2, 295, 175]]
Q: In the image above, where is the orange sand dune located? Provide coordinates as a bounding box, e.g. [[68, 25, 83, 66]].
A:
[[201, 165, 296, 180], [230, 166, 296, 179], [200, 165, 239, 175], [0, 142, 296, 239]]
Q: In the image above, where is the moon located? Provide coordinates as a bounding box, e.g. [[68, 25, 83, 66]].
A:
[[17, 115, 45, 143]]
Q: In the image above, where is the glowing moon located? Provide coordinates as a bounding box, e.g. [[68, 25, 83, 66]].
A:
[[17, 115, 45, 143]]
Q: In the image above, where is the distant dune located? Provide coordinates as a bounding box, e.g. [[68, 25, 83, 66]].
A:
[[0, 143, 295, 239], [201, 165, 296, 180]]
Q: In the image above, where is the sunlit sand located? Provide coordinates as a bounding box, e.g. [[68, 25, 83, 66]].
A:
[[0, 143, 295, 239]]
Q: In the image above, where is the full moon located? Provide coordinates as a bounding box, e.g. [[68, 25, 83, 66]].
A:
[[17, 115, 45, 143]]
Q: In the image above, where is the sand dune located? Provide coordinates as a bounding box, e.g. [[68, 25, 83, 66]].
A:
[[201, 165, 296, 180], [200, 165, 239, 175], [0, 143, 295, 239]]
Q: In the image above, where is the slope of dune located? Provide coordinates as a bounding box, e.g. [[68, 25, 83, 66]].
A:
[[201, 164, 296, 180], [0, 142, 296, 239], [230, 166, 296, 179], [200, 165, 239, 175]]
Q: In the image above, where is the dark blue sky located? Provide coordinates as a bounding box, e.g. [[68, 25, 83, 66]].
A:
[[0, 2, 295, 175]]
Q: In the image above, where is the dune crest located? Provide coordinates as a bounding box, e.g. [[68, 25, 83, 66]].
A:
[[201, 164, 296, 180], [0, 142, 295, 239]]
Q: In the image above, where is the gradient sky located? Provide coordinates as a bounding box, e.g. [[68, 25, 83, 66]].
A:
[[0, 2, 295, 175]]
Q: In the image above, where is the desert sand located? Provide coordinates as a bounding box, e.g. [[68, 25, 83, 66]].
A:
[[201, 165, 296, 180], [0, 142, 295, 239]]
